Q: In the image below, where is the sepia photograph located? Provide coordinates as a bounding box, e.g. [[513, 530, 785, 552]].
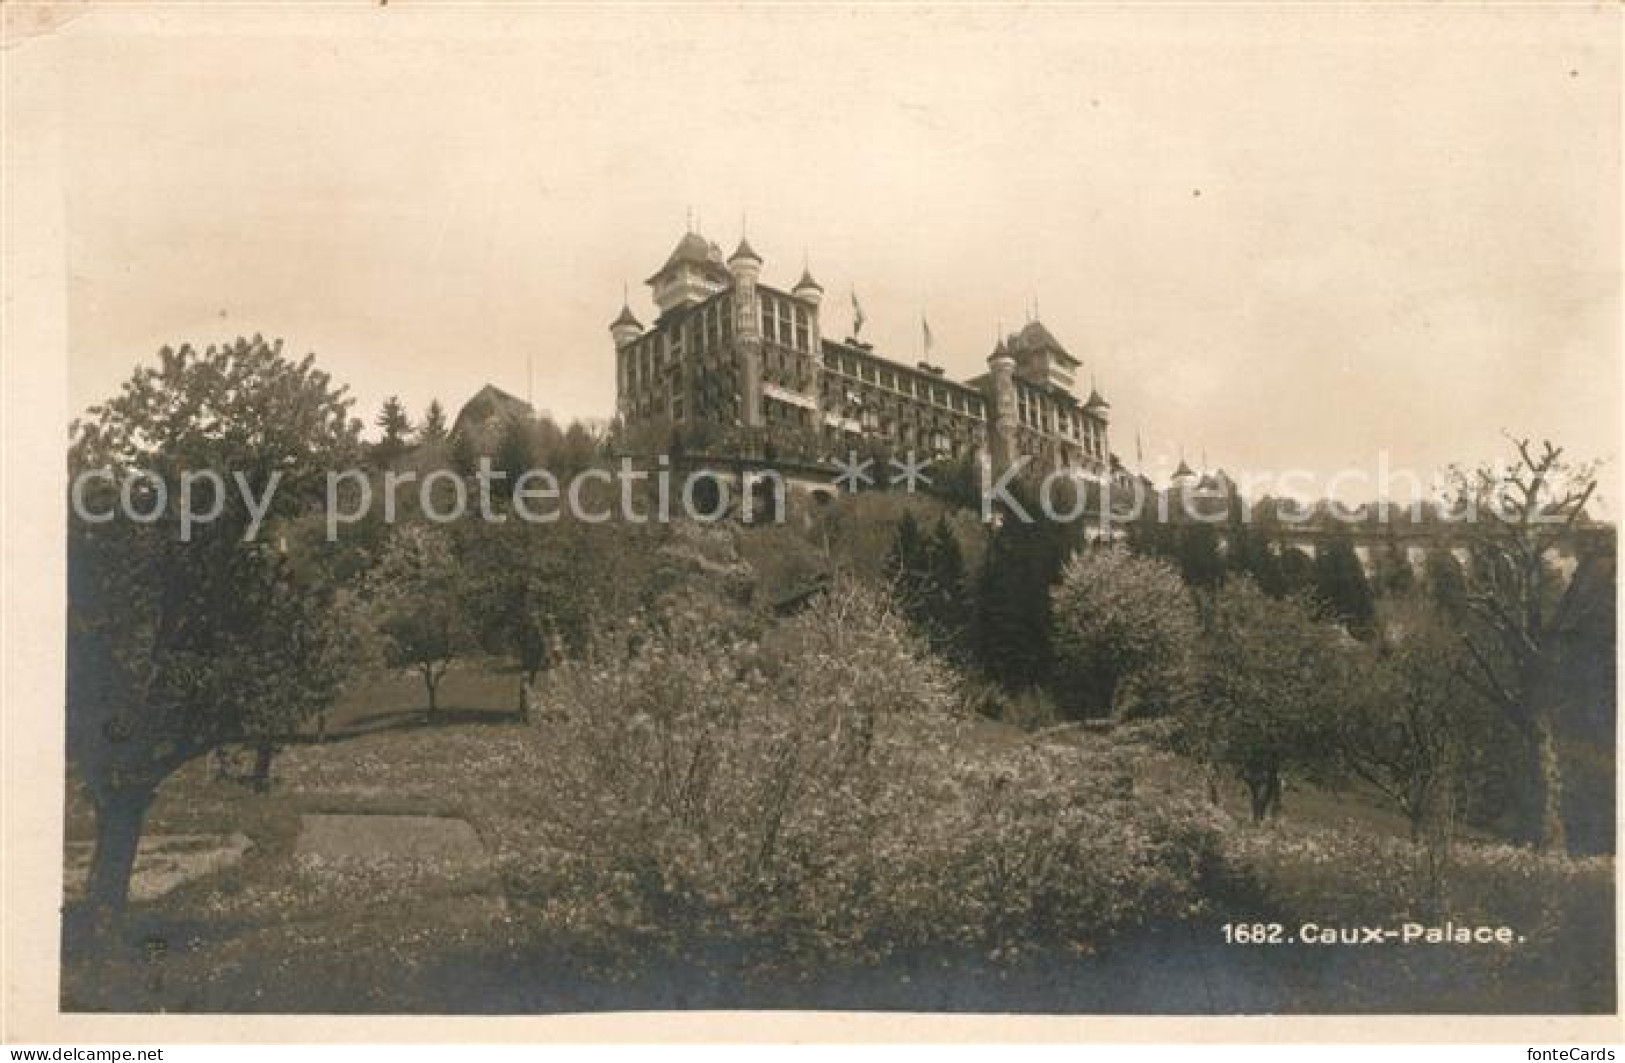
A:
[[1, 0, 1621, 1047]]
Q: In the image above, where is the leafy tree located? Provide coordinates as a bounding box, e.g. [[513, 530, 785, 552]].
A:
[[493, 414, 540, 492], [458, 514, 657, 718], [1051, 546, 1199, 719], [1192, 578, 1345, 821], [419, 399, 448, 445], [67, 337, 364, 921], [555, 421, 603, 480], [1446, 436, 1602, 852], [1312, 527, 1376, 639], [449, 427, 479, 478], [365, 524, 475, 718], [373, 395, 414, 467]]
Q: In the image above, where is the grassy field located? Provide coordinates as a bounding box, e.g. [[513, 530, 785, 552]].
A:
[[60, 660, 1615, 1015]]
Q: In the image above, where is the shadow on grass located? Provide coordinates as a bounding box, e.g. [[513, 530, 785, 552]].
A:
[[291, 705, 525, 745]]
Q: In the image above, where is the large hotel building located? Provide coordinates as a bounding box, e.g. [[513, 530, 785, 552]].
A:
[[611, 229, 1116, 479]]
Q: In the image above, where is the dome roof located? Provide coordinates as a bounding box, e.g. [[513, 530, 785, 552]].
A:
[[645, 231, 724, 284]]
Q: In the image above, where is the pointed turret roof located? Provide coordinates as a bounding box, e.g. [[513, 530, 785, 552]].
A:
[[793, 266, 823, 293], [1084, 386, 1109, 411], [728, 237, 762, 266], [1172, 459, 1195, 480], [610, 303, 642, 331]]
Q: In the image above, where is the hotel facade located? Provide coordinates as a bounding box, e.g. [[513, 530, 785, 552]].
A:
[[611, 229, 1116, 479]]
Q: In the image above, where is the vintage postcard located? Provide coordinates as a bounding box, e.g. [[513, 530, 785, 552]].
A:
[[2, 0, 1621, 1047]]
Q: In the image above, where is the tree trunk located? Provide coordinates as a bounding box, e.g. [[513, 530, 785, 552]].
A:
[[1264, 771, 1283, 819], [517, 673, 535, 723], [250, 741, 275, 793], [423, 668, 439, 719], [85, 789, 154, 925], [1245, 775, 1271, 823], [1529, 708, 1567, 854]]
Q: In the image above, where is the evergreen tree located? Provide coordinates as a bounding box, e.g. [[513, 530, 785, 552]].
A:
[[1225, 521, 1285, 597], [923, 515, 968, 653], [883, 511, 931, 617], [373, 395, 414, 467], [1423, 546, 1468, 618], [1277, 544, 1316, 598], [1175, 522, 1226, 591], [1312, 528, 1377, 639], [1372, 529, 1417, 599], [419, 399, 448, 444], [972, 502, 1074, 689], [890, 516, 929, 598]]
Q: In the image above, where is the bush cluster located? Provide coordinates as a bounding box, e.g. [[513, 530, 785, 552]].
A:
[[506, 582, 1224, 968]]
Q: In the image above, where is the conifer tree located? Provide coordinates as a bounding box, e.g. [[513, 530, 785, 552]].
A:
[[373, 395, 414, 467], [1312, 527, 1377, 639], [923, 515, 968, 653], [419, 399, 448, 444]]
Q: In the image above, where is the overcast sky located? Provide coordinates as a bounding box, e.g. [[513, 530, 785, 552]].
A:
[[55, 4, 1620, 501]]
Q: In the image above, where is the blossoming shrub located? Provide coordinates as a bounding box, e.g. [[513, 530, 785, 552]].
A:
[[508, 582, 1223, 968]]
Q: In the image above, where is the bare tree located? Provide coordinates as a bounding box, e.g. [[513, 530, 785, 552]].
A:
[[1335, 602, 1486, 844], [1447, 436, 1602, 852]]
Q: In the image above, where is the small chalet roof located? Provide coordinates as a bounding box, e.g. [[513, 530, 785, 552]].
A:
[[451, 384, 534, 440]]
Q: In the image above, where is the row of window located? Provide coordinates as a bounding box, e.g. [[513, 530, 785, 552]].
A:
[[821, 350, 985, 417]]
